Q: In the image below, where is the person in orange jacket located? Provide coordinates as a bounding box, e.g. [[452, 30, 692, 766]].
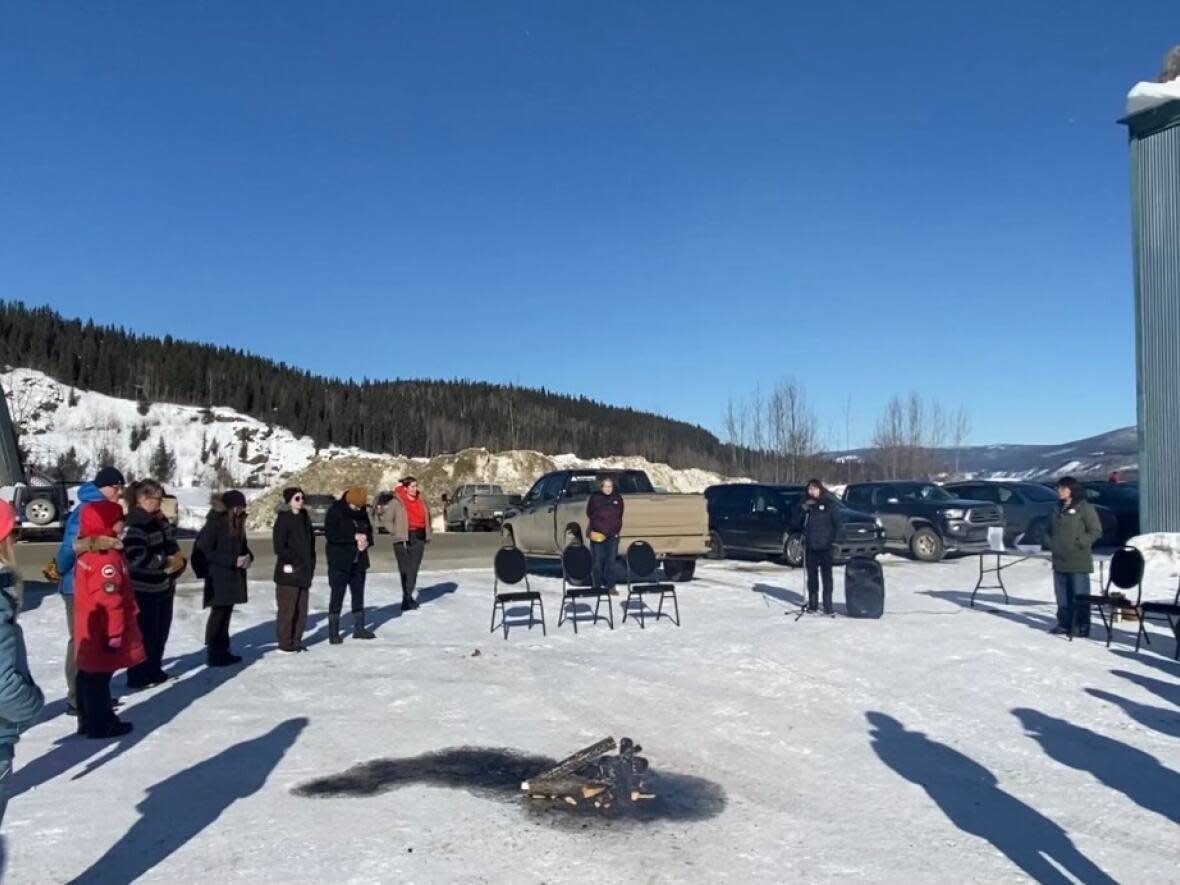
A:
[[73, 500, 146, 739]]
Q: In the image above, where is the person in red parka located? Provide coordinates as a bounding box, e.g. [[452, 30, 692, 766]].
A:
[[73, 500, 145, 739]]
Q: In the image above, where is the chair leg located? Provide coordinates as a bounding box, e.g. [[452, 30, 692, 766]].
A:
[[490, 600, 499, 635], [538, 597, 546, 636], [1101, 608, 1113, 648], [1135, 618, 1146, 652], [606, 593, 614, 630], [621, 590, 630, 623], [671, 590, 680, 626], [656, 592, 665, 621], [572, 597, 579, 634]]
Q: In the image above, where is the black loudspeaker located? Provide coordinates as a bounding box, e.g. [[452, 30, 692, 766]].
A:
[[844, 557, 884, 619]]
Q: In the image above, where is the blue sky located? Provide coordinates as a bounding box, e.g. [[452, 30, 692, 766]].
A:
[[1, 1, 1171, 447]]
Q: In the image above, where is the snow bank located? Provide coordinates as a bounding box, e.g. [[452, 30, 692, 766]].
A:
[[1126, 78, 1180, 116], [1128, 533, 1180, 584]]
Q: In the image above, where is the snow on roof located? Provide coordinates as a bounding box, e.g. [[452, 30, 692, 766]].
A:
[[1126, 77, 1180, 116]]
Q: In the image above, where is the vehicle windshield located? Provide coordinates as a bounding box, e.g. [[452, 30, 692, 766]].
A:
[[901, 484, 954, 502], [305, 494, 335, 506], [567, 471, 655, 496]]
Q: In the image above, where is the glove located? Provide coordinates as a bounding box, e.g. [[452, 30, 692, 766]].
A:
[[43, 561, 61, 582], [108, 636, 123, 650], [166, 553, 187, 576]]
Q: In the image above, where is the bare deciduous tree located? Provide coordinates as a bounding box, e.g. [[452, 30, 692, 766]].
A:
[[950, 405, 972, 477]]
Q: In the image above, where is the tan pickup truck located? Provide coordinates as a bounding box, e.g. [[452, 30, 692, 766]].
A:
[[501, 469, 709, 581]]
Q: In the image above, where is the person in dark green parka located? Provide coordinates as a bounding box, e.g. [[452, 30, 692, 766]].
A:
[[1047, 477, 1103, 636]]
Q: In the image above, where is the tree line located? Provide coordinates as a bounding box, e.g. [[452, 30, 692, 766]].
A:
[[0, 301, 739, 472]]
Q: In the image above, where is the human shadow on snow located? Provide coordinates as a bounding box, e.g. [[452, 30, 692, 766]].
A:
[[920, 589, 1059, 632], [1013, 707, 1180, 825], [752, 583, 806, 608], [70, 718, 307, 884], [14, 612, 323, 797], [302, 581, 459, 646], [1085, 688, 1180, 740], [1109, 669, 1180, 709], [866, 711, 1116, 884], [292, 746, 727, 830]]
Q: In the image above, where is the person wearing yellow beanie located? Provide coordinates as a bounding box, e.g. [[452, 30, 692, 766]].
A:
[[323, 488, 376, 643]]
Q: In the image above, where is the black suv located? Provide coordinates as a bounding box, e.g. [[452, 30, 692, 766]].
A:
[[842, 481, 1005, 562], [946, 480, 1119, 547], [705, 483, 884, 567]]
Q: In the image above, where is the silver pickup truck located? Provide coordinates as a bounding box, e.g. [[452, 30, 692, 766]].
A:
[[442, 484, 517, 532], [501, 468, 709, 581]]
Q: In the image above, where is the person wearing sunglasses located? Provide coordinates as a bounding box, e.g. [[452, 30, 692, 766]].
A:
[[272, 487, 316, 652], [123, 479, 187, 688]]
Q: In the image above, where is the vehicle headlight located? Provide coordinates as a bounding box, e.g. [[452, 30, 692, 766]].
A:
[[941, 509, 966, 520]]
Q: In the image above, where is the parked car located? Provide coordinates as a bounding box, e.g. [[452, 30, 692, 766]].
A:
[[501, 469, 707, 581], [842, 481, 1005, 562], [303, 493, 336, 534], [13, 475, 71, 540], [705, 483, 884, 566], [372, 491, 395, 533], [1080, 481, 1140, 544], [442, 484, 517, 532], [945, 480, 1119, 547]]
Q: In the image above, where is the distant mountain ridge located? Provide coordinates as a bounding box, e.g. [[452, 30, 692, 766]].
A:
[[833, 427, 1138, 480]]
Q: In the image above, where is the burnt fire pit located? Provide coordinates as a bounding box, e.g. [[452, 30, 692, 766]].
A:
[[520, 737, 652, 811]]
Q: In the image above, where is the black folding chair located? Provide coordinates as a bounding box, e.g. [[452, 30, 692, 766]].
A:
[[490, 545, 545, 639], [1135, 575, 1180, 660], [1071, 546, 1144, 647], [621, 541, 680, 629], [558, 543, 613, 632]]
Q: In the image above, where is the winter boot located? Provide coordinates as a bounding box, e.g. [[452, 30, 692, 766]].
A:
[[328, 613, 343, 645], [401, 594, 420, 611], [807, 591, 818, 613], [352, 611, 376, 640]]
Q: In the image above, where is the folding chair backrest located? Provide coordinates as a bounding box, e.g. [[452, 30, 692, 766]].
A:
[[626, 541, 659, 581], [1109, 546, 1145, 592], [494, 546, 528, 587], [562, 544, 593, 584]]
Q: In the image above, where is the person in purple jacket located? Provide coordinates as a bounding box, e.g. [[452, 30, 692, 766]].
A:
[[585, 476, 624, 593]]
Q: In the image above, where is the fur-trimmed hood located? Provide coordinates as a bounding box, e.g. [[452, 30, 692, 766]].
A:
[[74, 535, 123, 554]]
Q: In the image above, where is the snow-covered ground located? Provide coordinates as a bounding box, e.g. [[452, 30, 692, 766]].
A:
[[7, 556, 1180, 883]]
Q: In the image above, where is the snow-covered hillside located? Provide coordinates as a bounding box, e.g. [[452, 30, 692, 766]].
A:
[[3, 368, 739, 527]]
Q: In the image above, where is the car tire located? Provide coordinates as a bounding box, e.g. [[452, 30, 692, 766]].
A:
[[909, 527, 945, 562], [782, 533, 805, 568], [24, 496, 57, 526], [663, 558, 696, 582], [707, 531, 726, 560]]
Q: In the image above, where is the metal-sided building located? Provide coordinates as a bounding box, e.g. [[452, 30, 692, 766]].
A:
[[1124, 96, 1180, 532]]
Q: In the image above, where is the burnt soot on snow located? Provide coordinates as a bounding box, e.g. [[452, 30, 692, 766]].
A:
[[292, 737, 726, 830]]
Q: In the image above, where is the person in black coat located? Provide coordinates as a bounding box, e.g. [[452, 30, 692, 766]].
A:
[[272, 487, 316, 653], [195, 490, 253, 667], [797, 479, 844, 615], [323, 487, 374, 644], [123, 480, 186, 688]]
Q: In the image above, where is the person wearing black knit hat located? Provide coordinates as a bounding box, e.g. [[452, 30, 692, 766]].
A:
[[272, 487, 316, 652], [194, 490, 253, 666]]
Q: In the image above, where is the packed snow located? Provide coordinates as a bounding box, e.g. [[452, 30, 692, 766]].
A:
[[1127, 77, 1180, 116], [6, 555, 1180, 883]]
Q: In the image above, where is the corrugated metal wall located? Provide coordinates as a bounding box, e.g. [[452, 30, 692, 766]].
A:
[[1128, 104, 1180, 532]]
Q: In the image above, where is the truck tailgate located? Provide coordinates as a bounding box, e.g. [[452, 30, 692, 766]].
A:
[[614, 493, 709, 556]]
